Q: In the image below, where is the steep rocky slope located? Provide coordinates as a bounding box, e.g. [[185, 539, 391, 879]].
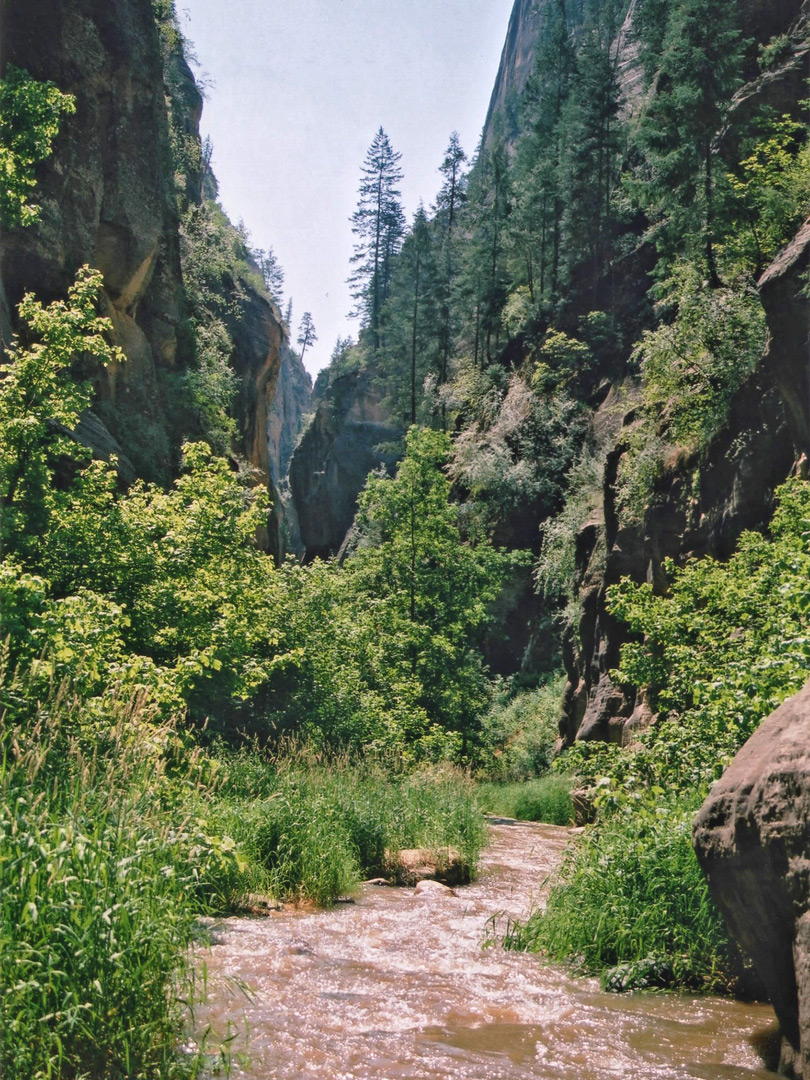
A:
[[289, 365, 402, 561], [268, 343, 312, 488], [557, 0, 810, 744], [0, 0, 289, 542], [482, 0, 544, 151]]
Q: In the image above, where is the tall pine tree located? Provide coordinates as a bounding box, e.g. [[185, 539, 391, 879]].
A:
[[348, 127, 405, 351], [634, 0, 746, 284]]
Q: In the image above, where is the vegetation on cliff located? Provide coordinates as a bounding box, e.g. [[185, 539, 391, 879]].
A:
[[4, 0, 810, 1072]]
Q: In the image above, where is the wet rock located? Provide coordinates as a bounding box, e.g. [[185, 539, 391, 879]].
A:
[[383, 847, 470, 887], [232, 894, 282, 916], [571, 789, 597, 827], [413, 879, 458, 898], [693, 679, 810, 1077]]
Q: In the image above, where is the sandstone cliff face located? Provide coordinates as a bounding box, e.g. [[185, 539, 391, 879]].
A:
[[563, 206, 809, 745], [268, 344, 312, 487], [289, 367, 402, 561], [693, 679, 810, 1079], [0, 0, 188, 478], [0, 0, 287, 521], [558, 0, 810, 745], [481, 0, 543, 151]]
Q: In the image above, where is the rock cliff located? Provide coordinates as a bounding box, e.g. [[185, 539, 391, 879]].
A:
[[558, 0, 810, 744], [693, 679, 810, 1078], [289, 365, 402, 561], [0, 0, 288, 534], [268, 343, 312, 487], [481, 0, 543, 151]]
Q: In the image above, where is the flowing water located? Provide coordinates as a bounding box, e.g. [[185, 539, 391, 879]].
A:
[[191, 820, 779, 1080]]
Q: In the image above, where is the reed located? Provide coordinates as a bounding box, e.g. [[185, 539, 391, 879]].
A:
[[475, 775, 574, 824], [502, 798, 733, 992], [0, 689, 203, 1080]]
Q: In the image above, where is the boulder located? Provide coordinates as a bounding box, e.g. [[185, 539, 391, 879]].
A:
[[693, 679, 810, 1078], [414, 879, 458, 898], [383, 847, 470, 887]]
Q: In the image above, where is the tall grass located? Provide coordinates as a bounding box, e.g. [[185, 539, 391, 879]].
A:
[[502, 798, 733, 992], [1, 673, 488, 1076], [0, 690, 202, 1080], [201, 752, 488, 905], [475, 775, 574, 824]]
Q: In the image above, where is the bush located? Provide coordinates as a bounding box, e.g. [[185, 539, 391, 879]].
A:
[[475, 676, 566, 781], [504, 798, 733, 991], [476, 775, 574, 824]]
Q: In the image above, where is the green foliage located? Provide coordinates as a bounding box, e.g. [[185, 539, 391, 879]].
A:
[[476, 775, 574, 825], [474, 675, 566, 781], [523, 483, 810, 995], [0, 65, 75, 228], [616, 261, 766, 508], [630, 0, 746, 280], [0, 689, 203, 1080], [0, 267, 123, 558], [450, 368, 588, 528], [506, 798, 733, 992], [349, 127, 405, 350], [758, 33, 793, 71], [346, 426, 515, 756], [605, 478, 810, 792], [531, 330, 594, 394], [725, 112, 810, 273], [184, 750, 488, 905], [534, 449, 605, 606]]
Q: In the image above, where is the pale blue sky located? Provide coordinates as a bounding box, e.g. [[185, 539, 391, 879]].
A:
[[180, 0, 515, 376]]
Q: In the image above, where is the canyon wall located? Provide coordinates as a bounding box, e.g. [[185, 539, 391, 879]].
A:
[[0, 0, 288, 531]]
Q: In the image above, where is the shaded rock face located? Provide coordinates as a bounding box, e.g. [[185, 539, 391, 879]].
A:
[[267, 344, 312, 487], [289, 367, 402, 561], [0, 0, 186, 480], [759, 219, 810, 460], [693, 679, 810, 1078], [563, 366, 794, 745], [267, 344, 312, 559], [0, 0, 286, 517], [481, 0, 543, 151]]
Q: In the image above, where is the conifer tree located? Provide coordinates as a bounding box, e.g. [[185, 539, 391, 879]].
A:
[[508, 1, 574, 304], [348, 127, 405, 352], [297, 311, 317, 366], [381, 205, 440, 425], [461, 143, 512, 365], [559, 13, 623, 294], [433, 133, 468, 394], [635, 0, 746, 283], [434, 131, 468, 232]]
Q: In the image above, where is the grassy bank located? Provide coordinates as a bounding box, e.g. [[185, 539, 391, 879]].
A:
[[0, 686, 486, 1079], [475, 774, 574, 824], [501, 797, 734, 992]]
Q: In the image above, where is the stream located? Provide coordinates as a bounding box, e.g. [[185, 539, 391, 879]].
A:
[[192, 820, 779, 1079]]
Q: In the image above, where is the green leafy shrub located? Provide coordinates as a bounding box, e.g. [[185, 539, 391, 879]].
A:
[[475, 675, 566, 781], [476, 775, 574, 824], [606, 477, 810, 792], [0, 65, 75, 228], [632, 262, 766, 449], [505, 798, 733, 992]]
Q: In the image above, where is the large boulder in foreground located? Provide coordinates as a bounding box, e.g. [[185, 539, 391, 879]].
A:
[[693, 679, 810, 1078]]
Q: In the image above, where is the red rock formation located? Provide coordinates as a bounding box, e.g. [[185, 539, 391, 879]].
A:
[[694, 678, 810, 1078]]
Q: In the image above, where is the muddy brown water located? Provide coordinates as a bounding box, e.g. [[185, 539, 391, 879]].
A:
[[191, 820, 779, 1079]]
